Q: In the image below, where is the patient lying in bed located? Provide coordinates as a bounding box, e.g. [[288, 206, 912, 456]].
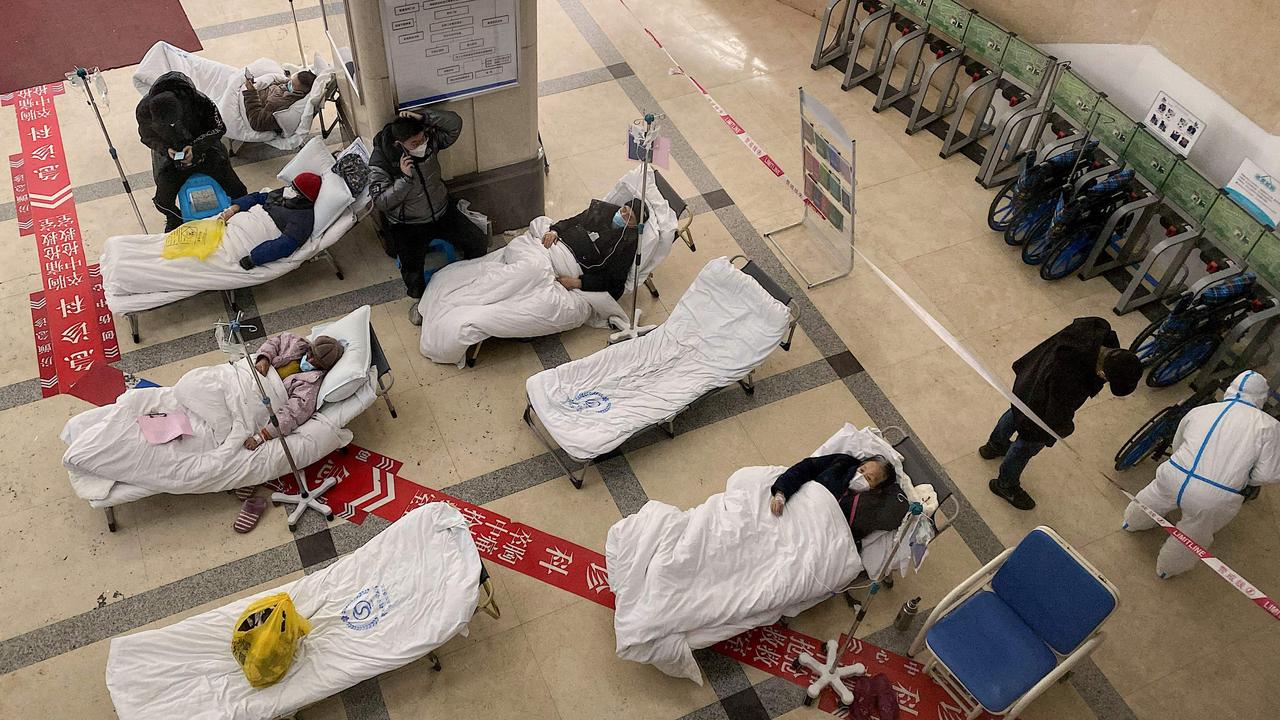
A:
[[242, 333, 344, 450], [221, 172, 322, 271], [769, 453, 908, 548]]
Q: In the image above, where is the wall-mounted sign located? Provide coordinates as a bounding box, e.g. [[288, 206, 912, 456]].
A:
[[1225, 157, 1280, 227], [381, 0, 520, 109], [1145, 90, 1203, 157]]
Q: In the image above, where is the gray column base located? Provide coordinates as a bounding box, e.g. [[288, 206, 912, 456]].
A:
[[446, 155, 547, 233]]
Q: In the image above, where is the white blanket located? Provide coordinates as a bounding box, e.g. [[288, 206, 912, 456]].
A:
[[106, 503, 480, 720], [418, 217, 626, 366], [101, 204, 356, 314], [607, 467, 861, 684], [526, 257, 791, 460], [133, 42, 332, 150], [603, 166, 680, 291], [61, 358, 358, 502]]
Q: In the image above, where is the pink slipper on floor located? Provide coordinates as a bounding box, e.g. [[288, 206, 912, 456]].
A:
[[232, 485, 258, 501], [234, 497, 269, 534]]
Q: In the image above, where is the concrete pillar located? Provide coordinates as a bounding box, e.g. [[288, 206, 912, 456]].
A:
[[333, 0, 543, 231]]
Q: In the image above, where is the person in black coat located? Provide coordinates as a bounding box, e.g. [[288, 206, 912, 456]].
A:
[[769, 454, 907, 546], [136, 72, 247, 231], [541, 198, 648, 300], [980, 317, 1142, 510]]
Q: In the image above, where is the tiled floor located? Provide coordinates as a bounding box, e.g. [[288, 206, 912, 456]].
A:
[[1, 0, 1277, 718]]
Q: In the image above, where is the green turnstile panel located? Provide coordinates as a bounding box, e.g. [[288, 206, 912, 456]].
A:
[[1050, 70, 1099, 126], [1162, 162, 1217, 223], [1091, 99, 1137, 157], [1246, 233, 1280, 291], [926, 0, 970, 41], [1122, 128, 1176, 187], [894, 0, 931, 18], [1204, 195, 1267, 260], [961, 14, 1007, 65], [999, 36, 1050, 90]]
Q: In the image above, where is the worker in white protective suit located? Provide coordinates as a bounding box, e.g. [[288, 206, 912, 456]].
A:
[[1122, 371, 1280, 578]]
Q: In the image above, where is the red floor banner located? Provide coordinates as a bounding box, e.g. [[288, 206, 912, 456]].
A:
[[9, 154, 33, 235], [29, 292, 57, 397]]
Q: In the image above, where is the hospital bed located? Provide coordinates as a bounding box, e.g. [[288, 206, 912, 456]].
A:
[[133, 41, 338, 152], [61, 306, 397, 532], [105, 502, 501, 720], [630, 168, 697, 300], [102, 137, 371, 342], [607, 423, 951, 683], [523, 255, 800, 487]]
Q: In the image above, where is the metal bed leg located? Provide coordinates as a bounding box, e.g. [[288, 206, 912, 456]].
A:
[[427, 651, 442, 672], [781, 323, 797, 352], [662, 418, 676, 438], [321, 249, 344, 280], [104, 506, 117, 532], [478, 577, 502, 619], [465, 340, 483, 368], [127, 312, 140, 343], [738, 370, 756, 395], [376, 373, 398, 419], [644, 276, 659, 298], [523, 402, 589, 488], [681, 226, 696, 252]]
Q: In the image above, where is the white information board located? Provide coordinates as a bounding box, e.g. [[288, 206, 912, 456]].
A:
[[1225, 158, 1280, 227], [381, 0, 519, 109], [1145, 90, 1203, 157]]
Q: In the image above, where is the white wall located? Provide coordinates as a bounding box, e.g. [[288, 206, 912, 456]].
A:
[[1039, 43, 1280, 187]]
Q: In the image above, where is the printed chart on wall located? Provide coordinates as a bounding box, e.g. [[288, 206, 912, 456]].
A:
[[381, 0, 520, 109], [767, 87, 855, 288]]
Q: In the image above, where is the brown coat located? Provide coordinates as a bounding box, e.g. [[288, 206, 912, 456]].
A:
[[241, 82, 308, 133]]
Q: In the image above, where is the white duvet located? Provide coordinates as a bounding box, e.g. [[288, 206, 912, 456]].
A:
[[133, 41, 332, 150], [101, 204, 355, 314], [417, 217, 626, 366], [61, 357, 368, 503], [607, 424, 937, 683], [527, 257, 791, 460], [106, 502, 481, 720]]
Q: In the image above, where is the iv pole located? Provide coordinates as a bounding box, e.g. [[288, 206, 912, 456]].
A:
[[609, 112, 659, 344], [67, 67, 148, 233], [286, 0, 307, 65]]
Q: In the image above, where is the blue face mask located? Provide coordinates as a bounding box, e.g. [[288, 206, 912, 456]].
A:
[[285, 82, 295, 94], [611, 211, 627, 229], [299, 355, 316, 372]]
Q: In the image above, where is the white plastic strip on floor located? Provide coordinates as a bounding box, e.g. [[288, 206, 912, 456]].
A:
[[612, 0, 1280, 620]]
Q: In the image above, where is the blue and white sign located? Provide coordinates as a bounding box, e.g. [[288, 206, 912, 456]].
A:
[[341, 585, 394, 631], [381, 0, 520, 110], [1225, 157, 1280, 227]]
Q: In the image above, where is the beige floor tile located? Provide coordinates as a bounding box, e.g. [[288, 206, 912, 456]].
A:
[[738, 381, 873, 467], [1017, 682, 1098, 720], [432, 564, 523, 656], [627, 417, 768, 510], [0, 636, 113, 720], [426, 347, 547, 479], [523, 600, 719, 720], [558, 292, 668, 361], [701, 140, 804, 225], [382, 625, 561, 720], [295, 695, 348, 720], [1123, 625, 1280, 720], [538, 0, 606, 81], [0, 494, 148, 637], [0, 393, 92, 512], [0, 219, 36, 286], [541, 155, 596, 222], [0, 279, 41, 387], [874, 346, 1007, 465], [539, 83, 644, 161], [343, 383, 460, 491], [483, 470, 619, 623], [855, 172, 986, 265], [561, 143, 698, 206]]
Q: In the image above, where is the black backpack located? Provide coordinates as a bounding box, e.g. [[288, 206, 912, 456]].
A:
[[334, 153, 370, 195]]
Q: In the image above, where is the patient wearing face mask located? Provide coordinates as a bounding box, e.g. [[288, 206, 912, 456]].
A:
[[769, 453, 906, 546], [539, 197, 649, 299], [219, 172, 322, 271], [242, 333, 345, 451]]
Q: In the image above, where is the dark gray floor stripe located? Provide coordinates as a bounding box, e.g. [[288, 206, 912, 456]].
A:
[[340, 677, 393, 720], [596, 453, 650, 517], [538, 67, 614, 97], [195, 2, 342, 41], [529, 335, 572, 368]]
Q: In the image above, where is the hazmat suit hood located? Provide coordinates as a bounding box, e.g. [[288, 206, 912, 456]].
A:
[[1225, 371, 1268, 407]]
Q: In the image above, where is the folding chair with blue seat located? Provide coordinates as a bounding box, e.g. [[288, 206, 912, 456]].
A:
[[907, 526, 1118, 719]]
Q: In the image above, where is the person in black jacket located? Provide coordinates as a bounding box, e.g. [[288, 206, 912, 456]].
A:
[[541, 198, 648, 299], [769, 454, 907, 546], [136, 72, 247, 231], [980, 317, 1142, 510]]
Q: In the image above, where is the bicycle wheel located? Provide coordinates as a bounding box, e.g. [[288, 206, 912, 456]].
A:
[[1115, 404, 1186, 471], [988, 180, 1017, 231], [1020, 216, 1059, 265], [1147, 333, 1220, 387], [1040, 229, 1095, 280]]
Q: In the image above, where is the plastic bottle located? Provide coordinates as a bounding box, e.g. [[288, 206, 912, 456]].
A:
[[893, 596, 921, 631]]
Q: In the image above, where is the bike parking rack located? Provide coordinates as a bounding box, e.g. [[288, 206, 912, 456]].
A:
[[871, 2, 930, 111], [1112, 214, 1201, 316], [842, 1, 896, 90], [1078, 180, 1162, 279], [813, 0, 860, 70], [976, 58, 1061, 188], [1192, 300, 1280, 391]]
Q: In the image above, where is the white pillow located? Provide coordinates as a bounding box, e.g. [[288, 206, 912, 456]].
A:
[[273, 102, 307, 136], [311, 169, 354, 238], [308, 305, 372, 407], [277, 137, 334, 182]]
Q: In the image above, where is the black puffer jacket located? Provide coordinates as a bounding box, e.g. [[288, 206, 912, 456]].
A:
[[135, 72, 227, 164], [770, 454, 908, 544], [368, 109, 462, 224], [1010, 317, 1118, 445], [551, 200, 640, 299]]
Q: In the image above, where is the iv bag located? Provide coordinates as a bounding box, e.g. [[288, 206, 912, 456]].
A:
[[92, 68, 109, 111]]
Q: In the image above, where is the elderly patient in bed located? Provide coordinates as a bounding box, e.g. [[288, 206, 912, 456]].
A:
[[219, 171, 322, 272], [770, 453, 908, 547], [242, 332, 344, 451]]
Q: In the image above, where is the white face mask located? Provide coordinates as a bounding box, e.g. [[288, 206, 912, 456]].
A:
[[282, 186, 298, 199], [405, 142, 428, 158], [848, 470, 871, 493]]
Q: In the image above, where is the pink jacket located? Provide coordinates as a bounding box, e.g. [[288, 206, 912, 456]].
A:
[[255, 332, 324, 436]]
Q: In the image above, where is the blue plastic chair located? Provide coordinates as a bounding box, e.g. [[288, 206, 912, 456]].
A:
[[908, 526, 1118, 719]]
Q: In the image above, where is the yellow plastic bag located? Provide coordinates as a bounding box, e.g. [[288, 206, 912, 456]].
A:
[[161, 218, 225, 261], [230, 593, 312, 688]]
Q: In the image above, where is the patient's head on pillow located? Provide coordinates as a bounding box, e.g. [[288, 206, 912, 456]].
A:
[[619, 198, 649, 227], [857, 455, 897, 489], [307, 335, 345, 373], [293, 71, 317, 95]]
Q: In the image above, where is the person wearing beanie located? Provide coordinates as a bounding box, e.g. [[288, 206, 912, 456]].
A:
[[243, 332, 346, 451], [219, 172, 323, 270], [136, 72, 248, 231], [979, 317, 1142, 510]]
